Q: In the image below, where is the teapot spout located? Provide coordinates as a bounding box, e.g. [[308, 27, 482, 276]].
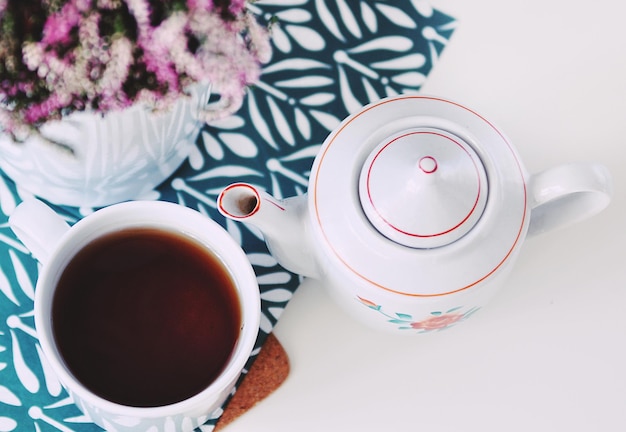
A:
[[218, 183, 318, 278]]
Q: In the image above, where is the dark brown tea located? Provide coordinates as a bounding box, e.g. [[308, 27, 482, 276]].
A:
[[51, 228, 241, 407]]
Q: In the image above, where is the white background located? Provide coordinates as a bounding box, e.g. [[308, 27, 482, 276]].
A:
[[226, 1, 626, 431]]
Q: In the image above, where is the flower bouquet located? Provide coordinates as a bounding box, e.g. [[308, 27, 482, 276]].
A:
[[0, 0, 271, 140], [0, 0, 271, 207]]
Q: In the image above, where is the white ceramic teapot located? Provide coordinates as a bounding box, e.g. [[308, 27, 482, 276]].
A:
[[218, 95, 612, 333]]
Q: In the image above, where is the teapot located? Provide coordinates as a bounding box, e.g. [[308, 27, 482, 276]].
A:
[[218, 95, 612, 333]]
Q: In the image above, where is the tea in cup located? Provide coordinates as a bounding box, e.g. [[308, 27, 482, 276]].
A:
[[9, 199, 260, 431]]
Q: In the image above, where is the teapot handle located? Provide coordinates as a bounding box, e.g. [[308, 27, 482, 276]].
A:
[[527, 162, 612, 237], [9, 199, 71, 264]]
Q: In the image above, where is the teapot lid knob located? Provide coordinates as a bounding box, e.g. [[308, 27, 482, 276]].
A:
[[359, 128, 489, 248]]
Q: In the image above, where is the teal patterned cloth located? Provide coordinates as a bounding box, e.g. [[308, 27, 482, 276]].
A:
[[0, 2, 455, 430]]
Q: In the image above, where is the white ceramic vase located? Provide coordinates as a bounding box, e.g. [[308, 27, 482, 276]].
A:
[[0, 84, 212, 208]]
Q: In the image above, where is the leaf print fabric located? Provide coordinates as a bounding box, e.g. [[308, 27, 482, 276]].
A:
[[0, 1, 455, 430]]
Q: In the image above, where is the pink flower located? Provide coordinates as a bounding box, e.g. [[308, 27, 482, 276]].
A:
[[125, 0, 152, 35], [186, 0, 211, 11], [73, 0, 94, 13], [23, 93, 67, 123], [41, 4, 81, 45], [228, 0, 247, 15]]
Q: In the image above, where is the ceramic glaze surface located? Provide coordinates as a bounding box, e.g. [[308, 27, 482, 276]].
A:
[[218, 95, 612, 334]]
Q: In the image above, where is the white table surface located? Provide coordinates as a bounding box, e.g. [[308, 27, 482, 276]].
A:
[[225, 1, 626, 431]]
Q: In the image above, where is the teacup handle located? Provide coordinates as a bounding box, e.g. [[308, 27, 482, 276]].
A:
[[527, 162, 612, 237], [9, 199, 71, 264]]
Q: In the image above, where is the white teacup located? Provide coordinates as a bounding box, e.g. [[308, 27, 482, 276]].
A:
[[9, 199, 260, 431]]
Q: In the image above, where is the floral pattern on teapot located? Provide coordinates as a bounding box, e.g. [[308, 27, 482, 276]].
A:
[[357, 297, 480, 332]]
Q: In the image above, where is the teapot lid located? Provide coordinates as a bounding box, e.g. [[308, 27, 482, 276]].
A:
[[309, 96, 528, 297], [359, 128, 488, 248]]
